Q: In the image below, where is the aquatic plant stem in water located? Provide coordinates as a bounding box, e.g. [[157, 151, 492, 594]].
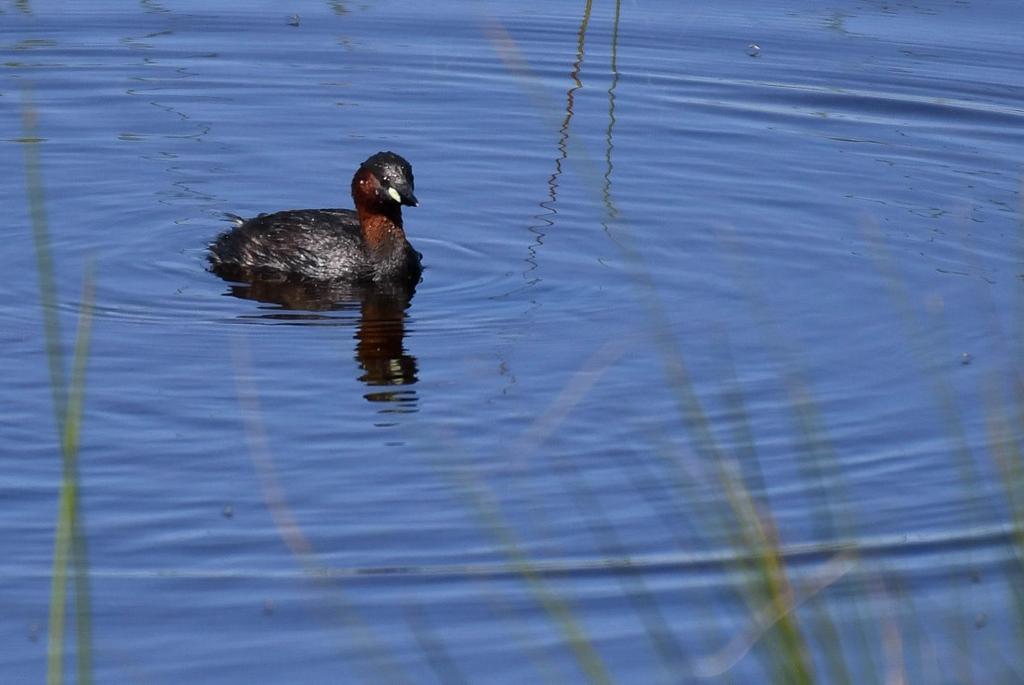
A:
[[22, 88, 96, 685]]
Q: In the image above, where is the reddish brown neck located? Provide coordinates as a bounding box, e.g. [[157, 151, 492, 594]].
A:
[[351, 167, 405, 250], [360, 213, 406, 251]]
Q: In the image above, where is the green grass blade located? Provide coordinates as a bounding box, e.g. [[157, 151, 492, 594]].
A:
[[69, 265, 96, 685], [23, 87, 95, 685]]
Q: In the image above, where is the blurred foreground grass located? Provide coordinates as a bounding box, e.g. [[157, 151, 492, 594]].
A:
[[22, 89, 95, 685]]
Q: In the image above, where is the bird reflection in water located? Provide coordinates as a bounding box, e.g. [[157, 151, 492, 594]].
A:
[[220, 274, 419, 413]]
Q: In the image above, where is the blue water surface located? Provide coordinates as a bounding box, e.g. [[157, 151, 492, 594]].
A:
[[2, 0, 1022, 682]]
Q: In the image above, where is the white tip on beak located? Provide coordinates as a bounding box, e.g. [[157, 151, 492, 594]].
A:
[[387, 187, 402, 203]]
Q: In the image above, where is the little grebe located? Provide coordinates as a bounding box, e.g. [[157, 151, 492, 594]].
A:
[[209, 151, 421, 283]]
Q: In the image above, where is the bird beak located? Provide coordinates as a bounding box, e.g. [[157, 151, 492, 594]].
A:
[[387, 186, 418, 207]]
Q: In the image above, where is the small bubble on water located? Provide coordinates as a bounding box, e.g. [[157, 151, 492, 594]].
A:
[[746, 43, 761, 58]]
